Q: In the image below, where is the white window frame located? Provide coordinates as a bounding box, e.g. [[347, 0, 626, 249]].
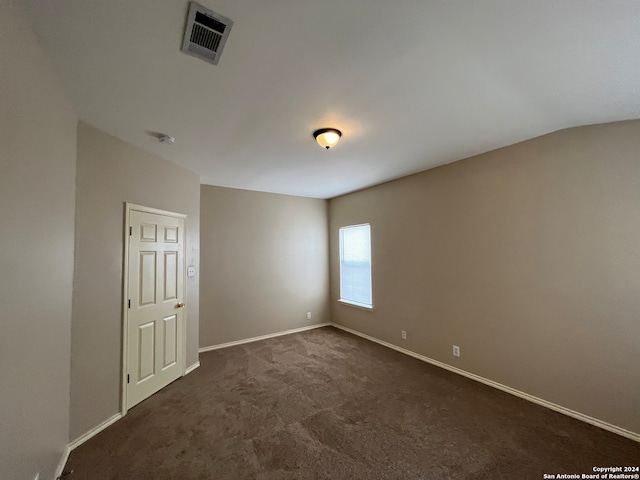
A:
[[338, 223, 373, 309]]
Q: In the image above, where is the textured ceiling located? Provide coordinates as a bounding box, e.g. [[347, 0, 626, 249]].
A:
[[20, 0, 640, 198]]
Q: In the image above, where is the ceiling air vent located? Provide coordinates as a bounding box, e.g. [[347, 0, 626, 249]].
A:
[[181, 2, 233, 65]]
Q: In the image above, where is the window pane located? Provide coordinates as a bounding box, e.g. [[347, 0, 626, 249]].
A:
[[339, 224, 372, 307]]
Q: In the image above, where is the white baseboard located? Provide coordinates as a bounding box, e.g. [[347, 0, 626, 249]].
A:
[[56, 319, 635, 480], [68, 413, 123, 451], [330, 323, 640, 443], [58, 359, 200, 476], [56, 413, 123, 478], [55, 444, 71, 479], [184, 361, 200, 375], [199, 323, 331, 353]]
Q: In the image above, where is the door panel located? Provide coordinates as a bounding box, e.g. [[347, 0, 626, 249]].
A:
[[139, 252, 156, 306], [164, 252, 178, 301], [164, 226, 178, 243], [163, 314, 178, 369], [140, 223, 157, 242], [127, 209, 185, 409], [138, 322, 156, 381]]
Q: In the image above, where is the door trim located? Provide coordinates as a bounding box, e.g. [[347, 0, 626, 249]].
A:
[[121, 203, 188, 416]]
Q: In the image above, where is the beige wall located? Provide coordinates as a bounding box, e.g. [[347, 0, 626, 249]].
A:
[[0, 1, 77, 478], [329, 120, 640, 435], [71, 122, 200, 440], [200, 185, 329, 347]]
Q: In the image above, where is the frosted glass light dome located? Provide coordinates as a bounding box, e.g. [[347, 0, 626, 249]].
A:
[[313, 128, 342, 149]]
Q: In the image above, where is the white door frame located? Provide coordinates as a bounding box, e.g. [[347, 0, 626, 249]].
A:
[[121, 203, 188, 416]]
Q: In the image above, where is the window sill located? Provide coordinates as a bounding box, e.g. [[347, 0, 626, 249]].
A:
[[338, 299, 373, 311]]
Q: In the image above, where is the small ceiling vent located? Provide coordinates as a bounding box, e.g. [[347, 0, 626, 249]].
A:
[[181, 2, 233, 65]]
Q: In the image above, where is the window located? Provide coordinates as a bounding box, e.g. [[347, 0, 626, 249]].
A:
[[339, 224, 372, 308]]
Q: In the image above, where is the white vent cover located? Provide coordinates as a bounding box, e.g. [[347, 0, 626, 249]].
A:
[[181, 2, 233, 65]]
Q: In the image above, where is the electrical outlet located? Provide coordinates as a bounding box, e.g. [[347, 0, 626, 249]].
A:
[[401, 330, 407, 340], [453, 345, 460, 357], [306, 311, 312, 320]]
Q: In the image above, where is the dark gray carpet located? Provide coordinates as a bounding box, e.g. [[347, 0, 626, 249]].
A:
[[65, 326, 639, 479]]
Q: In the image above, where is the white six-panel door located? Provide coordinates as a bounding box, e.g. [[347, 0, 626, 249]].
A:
[[126, 209, 185, 409]]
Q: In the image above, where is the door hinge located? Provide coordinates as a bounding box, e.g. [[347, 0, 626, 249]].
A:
[[127, 374, 130, 384], [129, 226, 132, 236], [128, 299, 131, 308]]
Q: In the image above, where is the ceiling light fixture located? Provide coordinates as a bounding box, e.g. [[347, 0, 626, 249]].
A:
[[313, 128, 342, 150]]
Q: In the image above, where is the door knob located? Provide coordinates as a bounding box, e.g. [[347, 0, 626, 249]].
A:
[[177, 302, 186, 308]]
